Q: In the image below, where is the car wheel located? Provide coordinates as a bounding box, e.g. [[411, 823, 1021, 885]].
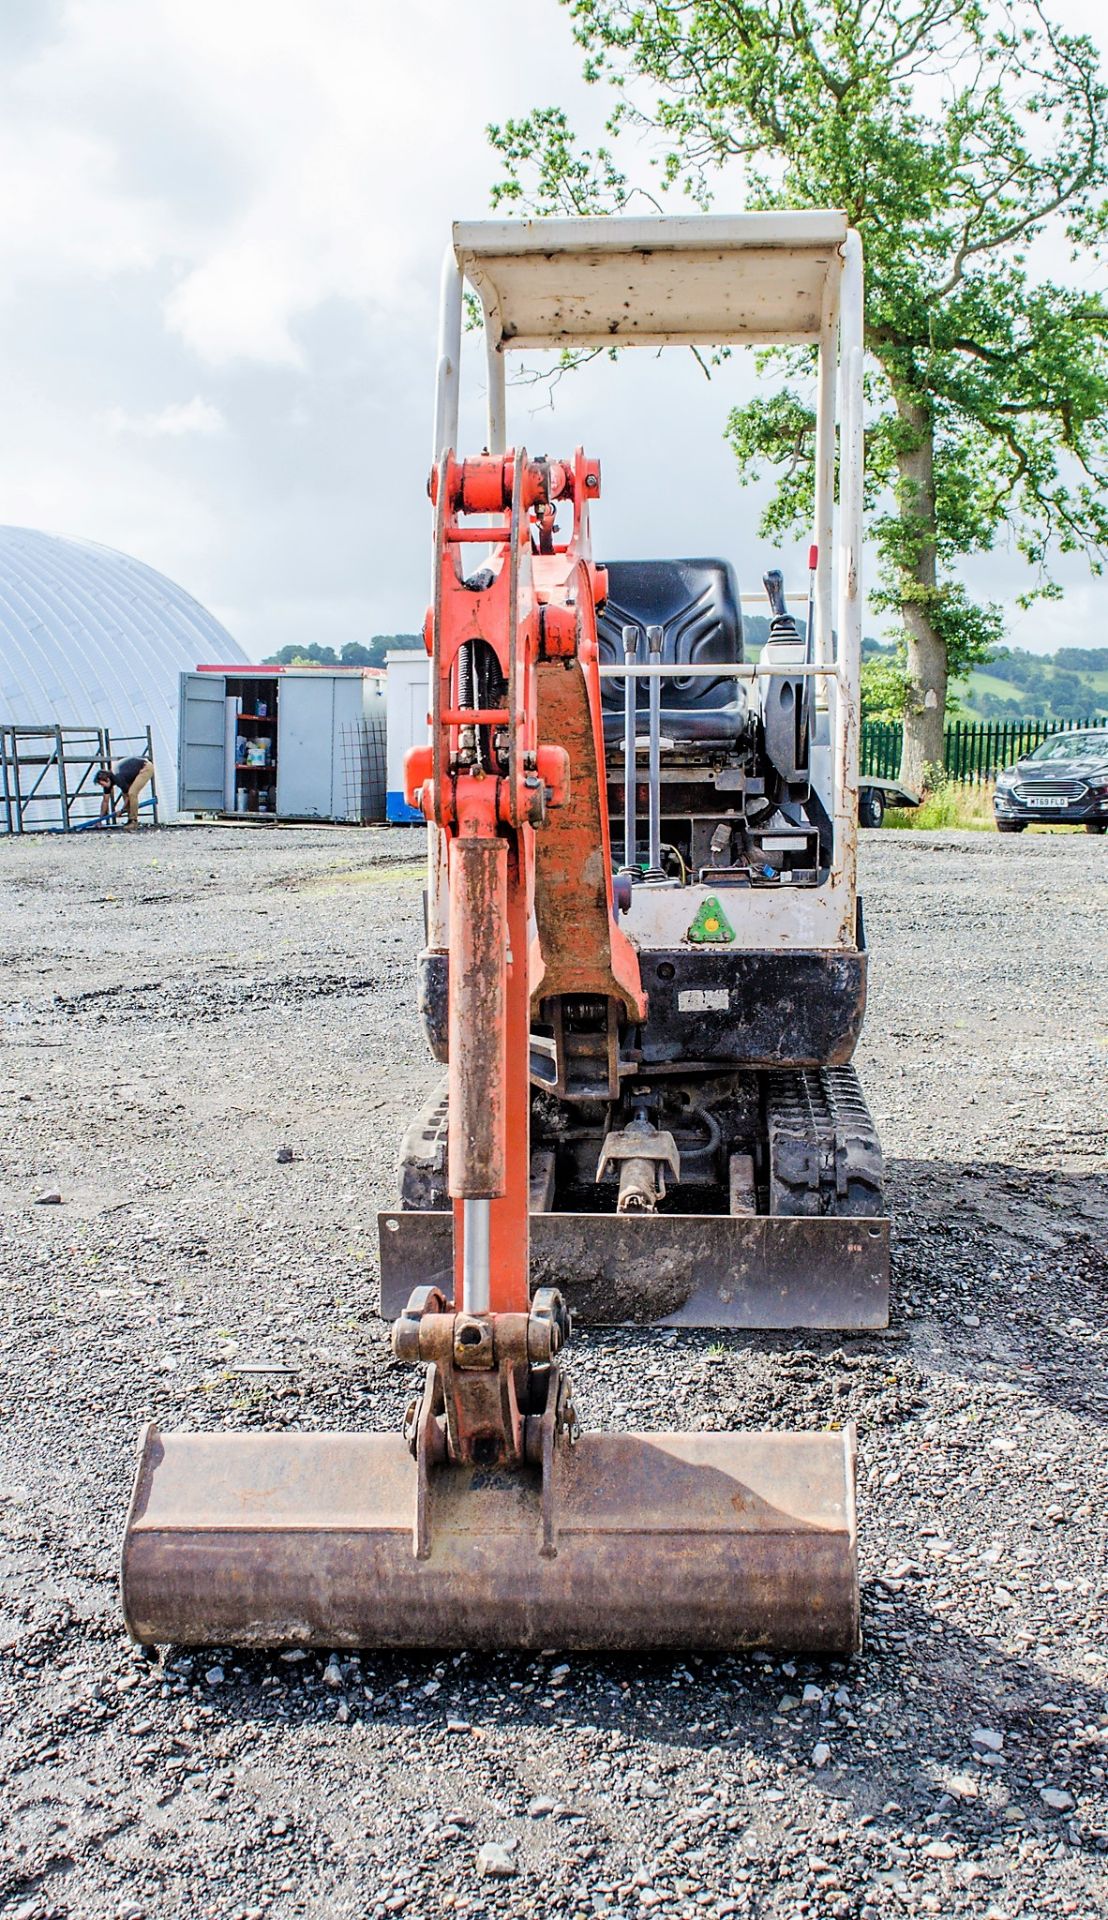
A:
[[859, 788, 885, 829], [1085, 821, 1107, 835], [996, 822, 1025, 834]]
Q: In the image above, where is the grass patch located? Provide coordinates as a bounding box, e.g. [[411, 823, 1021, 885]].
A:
[[885, 782, 997, 830], [288, 860, 425, 895]]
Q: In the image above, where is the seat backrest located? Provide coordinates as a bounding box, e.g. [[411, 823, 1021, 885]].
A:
[[596, 558, 743, 716]]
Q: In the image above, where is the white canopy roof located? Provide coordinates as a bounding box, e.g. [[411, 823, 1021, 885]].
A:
[[454, 212, 849, 350], [0, 525, 247, 822]]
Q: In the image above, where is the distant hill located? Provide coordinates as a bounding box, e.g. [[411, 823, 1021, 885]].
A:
[[863, 640, 1108, 723], [958, 646, 1108, 721]]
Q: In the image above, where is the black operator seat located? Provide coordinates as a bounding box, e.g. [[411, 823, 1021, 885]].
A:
[[595, 558, 746, 745]]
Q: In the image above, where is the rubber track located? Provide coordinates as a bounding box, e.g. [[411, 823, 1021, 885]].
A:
[[765, 1066, 884, 1217]]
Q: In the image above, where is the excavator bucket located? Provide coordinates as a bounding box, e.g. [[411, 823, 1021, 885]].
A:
[[121, 1421, 858, 1653]]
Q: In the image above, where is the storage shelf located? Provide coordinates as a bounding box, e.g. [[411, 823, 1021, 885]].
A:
[[239, 713, 276, 725], [235, 762, 273, 772]]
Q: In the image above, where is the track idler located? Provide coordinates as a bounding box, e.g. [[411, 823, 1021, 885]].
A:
[[121, 1286, 860, 1655]]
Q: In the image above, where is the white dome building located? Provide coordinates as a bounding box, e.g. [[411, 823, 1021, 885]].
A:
[[0, 526, 248, 822]]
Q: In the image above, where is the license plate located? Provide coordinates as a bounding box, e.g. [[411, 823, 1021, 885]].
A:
[[1024, 794, 1060, 808]]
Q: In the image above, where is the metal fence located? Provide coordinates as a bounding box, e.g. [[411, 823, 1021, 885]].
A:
[[859, 721, 905, 781], [1, 724, 159, 833], [339, 714, 387, 822], [860, 714, 1108, 787]]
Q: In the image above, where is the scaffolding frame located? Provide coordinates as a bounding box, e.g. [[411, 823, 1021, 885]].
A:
[[0, 724, 159, 835]]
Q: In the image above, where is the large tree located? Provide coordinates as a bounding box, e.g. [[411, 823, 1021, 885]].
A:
[[489, 0, 1108, 786]]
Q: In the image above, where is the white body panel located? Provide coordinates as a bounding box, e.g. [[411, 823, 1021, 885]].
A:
[[623, 880, 855, 952], [454, 213, 849, 348]]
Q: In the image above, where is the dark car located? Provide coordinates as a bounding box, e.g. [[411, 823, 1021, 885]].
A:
[[993, 729, 1108, 833]]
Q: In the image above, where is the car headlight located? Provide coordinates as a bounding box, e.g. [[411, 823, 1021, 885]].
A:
[[995, 773, 1015, 790]]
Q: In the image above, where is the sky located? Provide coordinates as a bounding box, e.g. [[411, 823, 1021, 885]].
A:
[[0, 0, 1104, 662]]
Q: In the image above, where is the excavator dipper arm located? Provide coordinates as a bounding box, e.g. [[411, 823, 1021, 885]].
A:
[[407, 448, 640, 1322]]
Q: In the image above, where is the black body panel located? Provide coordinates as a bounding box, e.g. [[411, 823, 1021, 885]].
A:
[[635, 947, 867, 1068], [417, 944, 866, 1070]]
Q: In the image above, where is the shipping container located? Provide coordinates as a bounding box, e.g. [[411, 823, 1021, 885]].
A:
[[178, 666, 386, 823]]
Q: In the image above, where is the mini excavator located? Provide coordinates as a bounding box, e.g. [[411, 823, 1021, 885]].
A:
[[122, 213, 884, 1655]]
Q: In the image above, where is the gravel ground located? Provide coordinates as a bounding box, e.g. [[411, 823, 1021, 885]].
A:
[[0, 823, 1106, 1920]]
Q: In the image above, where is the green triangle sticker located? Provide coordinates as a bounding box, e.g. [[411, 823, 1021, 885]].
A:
[[687, 895, 734, 944]]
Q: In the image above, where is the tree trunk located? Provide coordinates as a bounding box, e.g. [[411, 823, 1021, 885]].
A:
[[894, 393, 947, 794]]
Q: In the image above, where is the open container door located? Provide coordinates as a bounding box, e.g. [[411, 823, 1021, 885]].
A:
[[177, 671, 226, 815]]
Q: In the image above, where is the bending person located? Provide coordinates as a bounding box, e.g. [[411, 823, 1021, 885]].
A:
[[94, 753, 155, 829]]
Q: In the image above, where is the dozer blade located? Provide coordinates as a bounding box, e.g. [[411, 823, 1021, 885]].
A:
[[121, 1421, 859, 1654], [379, 1209, 889, 1330]]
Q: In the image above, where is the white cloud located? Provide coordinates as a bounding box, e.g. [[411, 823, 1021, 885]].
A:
[[164, 251, 308, 370], [0, 120, 163, 284], [0, 0, 589, 367], [104, 396, 227, 438]]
